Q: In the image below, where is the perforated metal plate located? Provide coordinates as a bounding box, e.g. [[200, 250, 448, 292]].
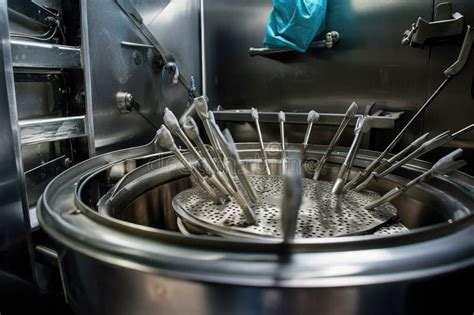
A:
[[373, 222, 409, 235], [172, 175, 399, 239]]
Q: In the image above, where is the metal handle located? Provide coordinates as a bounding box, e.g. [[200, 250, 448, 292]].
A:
[[444, 25, 474, 77], [249, 31, 340, 57]]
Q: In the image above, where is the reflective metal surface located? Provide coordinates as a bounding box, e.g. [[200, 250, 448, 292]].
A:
[[0, 0, 35, 289], [19, 115, 86, 145], [10, 39, 82, 69], [82, 0, 201, 154], [423, 0, 474, 173], [203, 0, 432, 147], [38, 137, 474, 314]]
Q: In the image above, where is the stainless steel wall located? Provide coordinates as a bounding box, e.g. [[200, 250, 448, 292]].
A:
[[0, 0, 34, 292], [425, 0, 474, 148], [202, 0, 473, 153], [83, 0, 201, 154]]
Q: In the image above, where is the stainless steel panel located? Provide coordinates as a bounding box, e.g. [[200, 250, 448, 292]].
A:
[[19, 115, 86, 145], [425, 0, 474, 147], [11, 39, 82, 69], [82, 0, 201, 154], [25, 155, 69, 208], [15, 81, 56, 119], [62, 249, 473, 315], [0, 0, 34, 286], [213, 109, 401, 129], [203, 0, 433, 146]]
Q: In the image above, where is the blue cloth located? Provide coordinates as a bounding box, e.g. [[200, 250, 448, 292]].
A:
[[263, 0, 327, 53]]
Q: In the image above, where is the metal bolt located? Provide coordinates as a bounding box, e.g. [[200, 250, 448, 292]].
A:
[[132, 50, 142, 65]]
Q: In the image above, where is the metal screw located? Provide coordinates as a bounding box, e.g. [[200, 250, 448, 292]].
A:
[[132, 50, 142, 65]]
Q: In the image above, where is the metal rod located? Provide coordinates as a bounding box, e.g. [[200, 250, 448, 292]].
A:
[[332, 116, 372, 194], [348, 77, 451, 189], [365, 149, 466, 210], [183, 117, 239, 200], [251, 107, 271, 175], [163, 108, 230, 199], [194, 98, 231, 175], [345, 132, 431, 192], [354, 131, 452, 192], [207, 124, 258, 224], [301, 110, 320, 154], [156, 125, 221, 204], [208, 119, 259, 204], [220, 128, 259, 204], [183, 117, 220, 173], [313, 102, 358, 181], [279, 111, 286, 174]]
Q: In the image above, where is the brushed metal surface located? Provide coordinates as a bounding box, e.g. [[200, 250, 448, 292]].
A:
[[10, 39, 82, 69], [38, 141, 474, 315], [203, 0, 432, 148], [422, 0, 474, 173], [62, 249, 473, 315], [0, 0, 35, 288], [19, 115, 86, 145], [82, 0, 201, 154]]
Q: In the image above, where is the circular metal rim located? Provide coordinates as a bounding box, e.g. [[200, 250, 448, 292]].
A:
[[38, 140, 474, 287]]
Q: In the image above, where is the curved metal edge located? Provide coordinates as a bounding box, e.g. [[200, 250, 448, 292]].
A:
[[37, 142, 474, 287]]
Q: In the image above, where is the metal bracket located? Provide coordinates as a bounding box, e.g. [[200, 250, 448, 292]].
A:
[[114, 0, 196, 95], [402, 2, 464, 47], [249, 31, 340, 57]]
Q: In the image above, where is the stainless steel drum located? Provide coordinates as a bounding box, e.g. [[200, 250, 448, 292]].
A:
[[38, 140, 474, 315]]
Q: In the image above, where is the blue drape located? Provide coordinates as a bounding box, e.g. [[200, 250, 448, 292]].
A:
[[263, 0, 327, 52]]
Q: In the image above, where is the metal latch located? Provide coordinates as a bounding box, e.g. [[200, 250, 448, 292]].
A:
[[402, 2, 464, 47]]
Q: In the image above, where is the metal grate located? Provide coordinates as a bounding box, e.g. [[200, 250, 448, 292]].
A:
[[173, 175, 399, 239], [373, 222, 409, 235]]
